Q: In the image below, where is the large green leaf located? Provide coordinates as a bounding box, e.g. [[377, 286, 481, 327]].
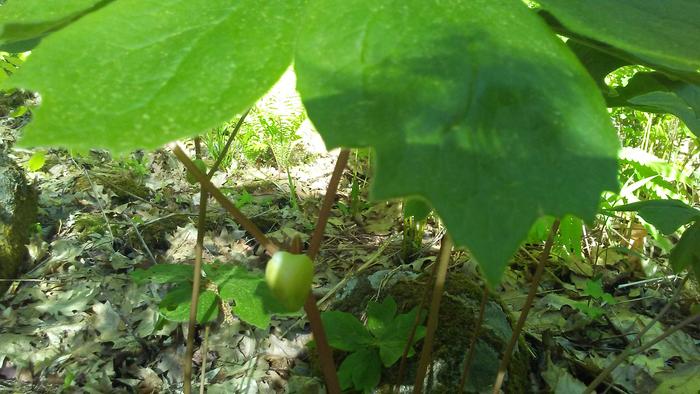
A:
[[296, 0, 619, 285], [337, 348, 382, 392], [0, 0, 110, 49], [613, 199, 700, 235], [537, 0, 700, 73], [158, 285, 219, 324], [208, 265, 288, 329], [609, 72, 700, 138], [670, 222, 700, 274], [321, 311, 374, 352], [6, 0, 303, 152]]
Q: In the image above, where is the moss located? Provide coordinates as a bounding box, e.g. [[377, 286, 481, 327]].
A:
[[0, 154, 37, 294]]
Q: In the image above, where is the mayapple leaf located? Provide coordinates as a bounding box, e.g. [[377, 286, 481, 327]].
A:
[[296, 0, 619, 285], [613, 199, 700, 235], [537, 0, 700, 74], [366, 296, 397, 337], [321, 311, 374, 352], [670, 222, 700, 275], [6, 0, 303, 152], [208, 264, 288, 329], [130, 264, 193, 285], [158, 284, 218, 324], [0, 0, 111, 49], [337, 347, 381, 392], [377, 307, 425, 367]]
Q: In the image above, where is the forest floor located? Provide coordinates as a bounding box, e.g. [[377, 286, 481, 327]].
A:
[[1, 77, 699, 393]]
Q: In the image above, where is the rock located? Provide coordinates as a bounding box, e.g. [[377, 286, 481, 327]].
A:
[[0, 151, 37, 294], [331, 270, 529, 393]]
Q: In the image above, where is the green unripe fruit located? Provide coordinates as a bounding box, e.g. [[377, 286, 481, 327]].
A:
[[265, 251, 314, 311]]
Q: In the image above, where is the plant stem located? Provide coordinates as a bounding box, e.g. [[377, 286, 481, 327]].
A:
[[413, 234, 453, 393], [199, 324, 210, 394], [292, 236, 341, 394], [492, 219, 560, 394], [182, 114, 252, 393], [183, 189, 208, 394], [172, 143, 279, 255], [584, 276, 690, 393], [394, 246, 439, 393], [307, 149, 350, 260], [458, 285, 489, 391]]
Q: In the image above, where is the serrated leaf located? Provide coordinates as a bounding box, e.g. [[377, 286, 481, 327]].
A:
[[670, 222, 700, 274], [7, 0, 303, 153], [0, 0, 110, 47], [209, 265, 286, 329], [537, 0, 700, 73], [158, 284, 218, 324], [337, 348, 381, 392], [377, 307, 425, 367], [366, 297, 397, 337], [613, 199, 700, 235], [296, 0, 619, 285], [321, 311, 374, 352], [130, 264, 193, 285]]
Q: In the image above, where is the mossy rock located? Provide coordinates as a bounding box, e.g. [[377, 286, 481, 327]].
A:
[[332, 270, 529, 393], [0, 152, 37, 294]]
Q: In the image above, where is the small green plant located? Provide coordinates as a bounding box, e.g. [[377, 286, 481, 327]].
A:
[[572, 278, 616, 320], [322, 297, 426, 393], [131, 262, 294, 328]]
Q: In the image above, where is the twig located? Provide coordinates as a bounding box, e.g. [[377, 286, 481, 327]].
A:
[[458, 285, 489, 391], [123, 213, 158, 265], [70, 157, 115, 240], [492, 219, 560, 394], [584, 276, 690, 393], [413, 234, 453, 393], [171, 142, 279, 255], [307, 149, 350, 260]]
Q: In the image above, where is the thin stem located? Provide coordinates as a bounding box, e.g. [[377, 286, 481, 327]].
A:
[[584, 276, 690, 393], [394, 250, 438, 393], [292, 236, 341, 394], [413, 234, 453, 394], [199, 324, 210, 394], [492, 220, 560, 394], [307, 149, 350, 260], [183, 190, 208, 394], [458, 285, 489, 391], [207, 109, 251, 177], [171, 143, 279, 255]]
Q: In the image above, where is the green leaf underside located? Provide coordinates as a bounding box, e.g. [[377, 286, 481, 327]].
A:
[[7, 0, 303, 152], [0, 0, 109, 46], [208, 265, 289, 329], [609, 72, 700, 138], [670, 222, 700, 274], [321, 311, 374, 352], [613, 199, 700, 235], [537, 0, 700, 73], [338, 347, 381, 392], [296, 0, 619, 285], [159, 285, 218, 324]]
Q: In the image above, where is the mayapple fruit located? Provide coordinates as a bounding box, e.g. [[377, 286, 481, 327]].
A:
[[265, 251, 314, 311]]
